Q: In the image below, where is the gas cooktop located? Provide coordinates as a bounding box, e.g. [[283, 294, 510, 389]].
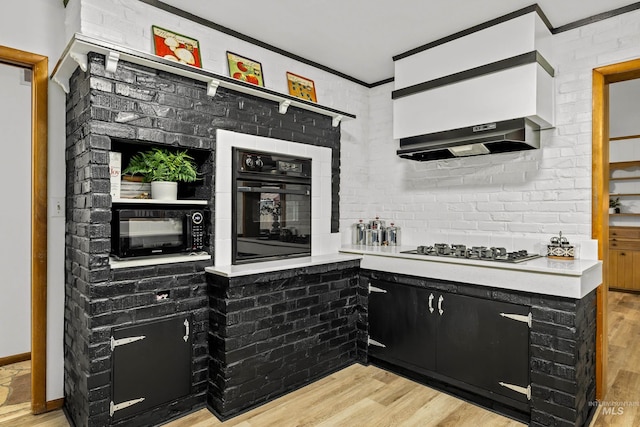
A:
[[401, 243, 542, 263]]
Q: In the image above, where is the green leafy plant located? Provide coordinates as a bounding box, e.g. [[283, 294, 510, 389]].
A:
[[609, 197, 621, 208], [122, 148, 199, 183]]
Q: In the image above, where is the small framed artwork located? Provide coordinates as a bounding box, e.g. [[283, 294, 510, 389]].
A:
[[226, 51, 264, 86], [286, 72, 317, 102], [152, 25, 202, 68]]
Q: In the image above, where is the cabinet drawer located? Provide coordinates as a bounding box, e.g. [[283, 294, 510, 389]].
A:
[[609, 239, 640, 250], [610, 227, 640, 239]]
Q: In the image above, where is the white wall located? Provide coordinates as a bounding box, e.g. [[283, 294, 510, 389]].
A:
[[342, 9, 640, 251], [0, 0, 67, 401], [610, 79, 640, 140], [0, 64, 31, 358]]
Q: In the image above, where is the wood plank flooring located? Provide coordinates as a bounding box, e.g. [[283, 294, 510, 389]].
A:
[[591, 291, 640, 427], [164, 364, 524, 427], [2, 290, 639, 427]]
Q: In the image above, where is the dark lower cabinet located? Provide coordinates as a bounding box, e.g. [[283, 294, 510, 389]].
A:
[[368, 280, 530, 413], [436, 293, 530, 405], [368, 281, 436, 370], [111, 315, 192, 422]]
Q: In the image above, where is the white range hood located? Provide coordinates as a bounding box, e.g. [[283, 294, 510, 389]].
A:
[[392, 7, 554, 160]]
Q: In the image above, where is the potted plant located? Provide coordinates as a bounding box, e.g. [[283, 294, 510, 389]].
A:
[[122, 148, 198, 200], [609, 197, 621, 214]]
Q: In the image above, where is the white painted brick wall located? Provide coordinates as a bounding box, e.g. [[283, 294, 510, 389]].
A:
[[344, 9, 640, 250], [78, 0, 369, 117]]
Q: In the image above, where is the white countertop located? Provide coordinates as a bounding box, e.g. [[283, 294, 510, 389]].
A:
[[110, 253, 211, 269], [340, 245, 602, 299], [203, 245, 602, 298], [205, 253, 362, 278]]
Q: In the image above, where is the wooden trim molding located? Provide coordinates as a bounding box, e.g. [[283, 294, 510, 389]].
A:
[[592, 67, 608, 401], [0, 352, 31, 367], [0, 46, 48, 415], [592, 57, 640, 401], [46, 398, 65, 412]]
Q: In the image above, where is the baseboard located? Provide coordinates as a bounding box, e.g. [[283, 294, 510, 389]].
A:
[[0, 352, 31, 367], [46, 398, 65, 412]]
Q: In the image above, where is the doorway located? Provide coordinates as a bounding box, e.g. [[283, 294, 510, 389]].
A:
[[0, 45, 48, 414], [592, 58, 640, 401]]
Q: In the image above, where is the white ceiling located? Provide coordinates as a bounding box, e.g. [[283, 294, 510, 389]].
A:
[[160, 0, 638, 85]]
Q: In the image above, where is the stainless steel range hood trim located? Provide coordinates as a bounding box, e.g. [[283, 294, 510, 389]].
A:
[[397, 118, 540, 161]]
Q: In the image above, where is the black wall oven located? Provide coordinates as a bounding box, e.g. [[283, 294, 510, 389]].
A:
[[111, 205, 208, 259], [232, 148, 312, 264]]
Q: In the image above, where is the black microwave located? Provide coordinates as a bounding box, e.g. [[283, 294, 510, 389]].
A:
[[111, 206, 208, 259]]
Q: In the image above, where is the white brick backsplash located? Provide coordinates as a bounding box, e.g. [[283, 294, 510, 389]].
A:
[[491, 212, 524, 222], [507, 222, 544, 233], [524, 213, 560, 223]]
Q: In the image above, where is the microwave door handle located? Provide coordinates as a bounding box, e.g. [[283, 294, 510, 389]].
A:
[[185, 213, 194, 249]]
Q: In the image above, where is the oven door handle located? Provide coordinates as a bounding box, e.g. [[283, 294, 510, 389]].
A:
[[237, 186, 310, 195]]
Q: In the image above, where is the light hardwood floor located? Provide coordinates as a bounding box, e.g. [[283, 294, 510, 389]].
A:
[[164, 364, 524, 427], [591, 291, 640, 427], [3, 291, 639, 427]]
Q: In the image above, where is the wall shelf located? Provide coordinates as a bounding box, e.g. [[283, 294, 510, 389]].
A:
[[609, 161, 640, 213], [610, 160, 640, 170], [610, 176, 640, 181], [51, 34, 355, 127], [610, 135, 640, 141]]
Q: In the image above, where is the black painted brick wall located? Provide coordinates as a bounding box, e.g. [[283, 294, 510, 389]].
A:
[[530, 290, 596, 427], [64, 84, 211, 426], [84, 52, 340, 231], [64, 52, 343, 426], [359, 270, 597, 427], [356, 274, 370, 364], [207, 260, 360, 418]]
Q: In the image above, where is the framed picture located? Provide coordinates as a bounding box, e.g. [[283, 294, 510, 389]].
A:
[[152, 25, 202, 68], [286, 72, 317, 102], [226, 52, 264, 86]]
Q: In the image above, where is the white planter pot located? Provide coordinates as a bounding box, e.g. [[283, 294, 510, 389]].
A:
[[609, 208, 615, 214], [151, 181, 178, 200]]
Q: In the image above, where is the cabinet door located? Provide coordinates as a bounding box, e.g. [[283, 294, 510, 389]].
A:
[[111, 315, 192, 421], [610, 250, 629, 290], [609, 250, 640, 291], [368, 280, 436, 371], [633, 252, 640, 291], [436, 293, 530, 403]]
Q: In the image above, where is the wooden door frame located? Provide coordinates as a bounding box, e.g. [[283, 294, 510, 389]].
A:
[[592, 57, 640, 400], [0, 46, 48, 414]]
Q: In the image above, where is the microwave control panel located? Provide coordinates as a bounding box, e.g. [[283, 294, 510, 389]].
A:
[[189, 211, 205, 250]]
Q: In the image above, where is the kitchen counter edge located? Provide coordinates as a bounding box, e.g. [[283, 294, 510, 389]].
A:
[[340, 245, 602, 299], [205, 253, 363, 278]]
